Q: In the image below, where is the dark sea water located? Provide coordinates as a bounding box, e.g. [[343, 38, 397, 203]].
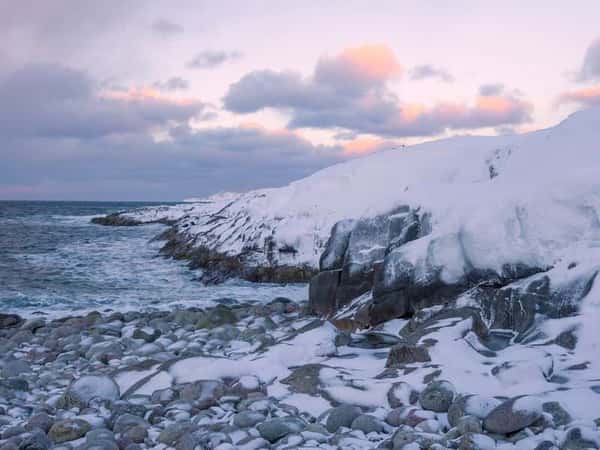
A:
[[0, 201, 306, 317]]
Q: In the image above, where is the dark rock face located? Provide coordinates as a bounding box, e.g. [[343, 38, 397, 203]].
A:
[[309, 206, 427, 321], [319, 219, 355, 271], [309, 205, 592, 334], [0, 314, 23, 329], [309, 270, 341, 315], [91, 214, 143, 226], [159, 228, 316, 285]]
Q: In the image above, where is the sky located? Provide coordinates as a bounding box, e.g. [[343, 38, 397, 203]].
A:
[[1, 1, 600, 201]]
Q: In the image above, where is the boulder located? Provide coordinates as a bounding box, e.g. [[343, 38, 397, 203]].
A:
[[0, 314, 23, 329], [419, 380, 456, 413], [325, 405, 362, 433], [48, 419, 91, 443], [256, 417, 306, 443], [350, 414, 384, 434], [483, 396, 542, 434]]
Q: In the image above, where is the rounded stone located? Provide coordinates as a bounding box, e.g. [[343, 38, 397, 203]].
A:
[[351, 414, 385, 434], [325, 404, 362, 433], [483, 396, 542, 435], [419, 380, 456, 412], [48, 419, 92, 443], [233, 411, 266, 428], [456, 415, 483, 435], [112, 414, 148, 435], [25, 413, 53, 433], [256, 417, 306, 443]]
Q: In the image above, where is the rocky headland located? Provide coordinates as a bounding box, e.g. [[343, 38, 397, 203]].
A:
[[37, 107, 600, 448]]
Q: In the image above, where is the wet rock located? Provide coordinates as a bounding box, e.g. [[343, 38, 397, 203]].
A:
[[326, 404, 362, 432], [419, 380, 455, 412], [91, 214, 142, 226], [483, 396, 542, 434], [48, 419, 92, 443], [386, 344, 431, 367], [0, 313, 23, 329], [257, 417, 306, 443]]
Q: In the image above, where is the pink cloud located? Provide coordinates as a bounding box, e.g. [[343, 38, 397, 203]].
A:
[[338, 44, 402, 82], [558, 87, 600, 106]]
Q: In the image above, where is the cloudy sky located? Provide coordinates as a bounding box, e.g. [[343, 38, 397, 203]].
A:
[[1, 1, 600, 201]]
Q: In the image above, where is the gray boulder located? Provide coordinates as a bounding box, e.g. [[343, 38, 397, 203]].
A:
[[351, 414, 384, 434], [48, 419, 91, 443], [326, 404, 362, 432], [257, 417, 306, 443], [483, 396, 542, 434], [419, 380, 455, 412]]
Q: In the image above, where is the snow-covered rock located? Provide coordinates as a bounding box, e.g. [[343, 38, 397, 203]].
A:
[[94, 108, 600, 290]]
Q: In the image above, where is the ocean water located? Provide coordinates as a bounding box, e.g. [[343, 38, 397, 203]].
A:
[[0, 201, 307, 317]]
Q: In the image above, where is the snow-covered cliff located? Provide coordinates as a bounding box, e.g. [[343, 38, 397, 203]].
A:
[[100, 107, 600, 289]]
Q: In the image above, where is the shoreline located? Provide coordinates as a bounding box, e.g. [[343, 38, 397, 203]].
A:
[[1, 299, 599, 449]]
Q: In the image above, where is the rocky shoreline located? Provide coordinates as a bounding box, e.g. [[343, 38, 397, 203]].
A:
[[1, 297, 599, 450]]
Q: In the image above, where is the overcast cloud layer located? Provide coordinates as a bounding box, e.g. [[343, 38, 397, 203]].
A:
[[0, 1, 599, 200]]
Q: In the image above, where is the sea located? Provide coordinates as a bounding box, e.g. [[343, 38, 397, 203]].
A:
[[0, 201, 307, 317]]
